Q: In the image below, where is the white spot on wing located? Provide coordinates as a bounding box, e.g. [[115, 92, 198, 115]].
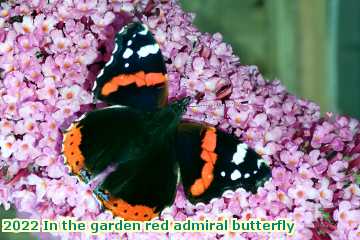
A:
[[220, 171, 225, 177], [127, 40, 132, 46], [119, 27, 125, 34], [112, 43, 118, 54], [123, 48, 133, 59], [104, 105, 126, 109], [230, 170, 241, 181], [105, 56, 113, 67], [231, 143, 248, 165], [244, 173, 250, 179], [125, 63, 129, 68], [75, 113, 87, 122], [137, 44, 159, 58], [138, 25, 148, 35], [253, 170, 257, 174], [96, 69, 104, 78], [91, 80, 98, 91], [176, 168, 181, 184]]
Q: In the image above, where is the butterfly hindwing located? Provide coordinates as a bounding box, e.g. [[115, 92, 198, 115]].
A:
[[63, 106, 146, 181], [94, 136, 178, 221], [63, 107, 178, 220], [93, 22, 168, 111], [176, 122, 272, 203]]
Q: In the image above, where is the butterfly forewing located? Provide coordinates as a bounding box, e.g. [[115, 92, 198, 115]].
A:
[[93, 22, 168, 111], [176, 122, 272, 203], [63, 107, 145, 181]]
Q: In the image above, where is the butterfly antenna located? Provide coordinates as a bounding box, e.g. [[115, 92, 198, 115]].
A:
[[187, 97, 249, 108]]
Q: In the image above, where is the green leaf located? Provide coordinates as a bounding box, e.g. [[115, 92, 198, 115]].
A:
[[319, 208, 331, 222], [355, 172, 360, 185]]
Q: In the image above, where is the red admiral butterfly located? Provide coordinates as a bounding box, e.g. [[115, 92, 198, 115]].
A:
[[62, 22, 271, 221]]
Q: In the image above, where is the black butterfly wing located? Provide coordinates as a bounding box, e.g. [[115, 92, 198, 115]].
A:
[[63, 106, 145, 181], [63, 107, 178, 221], [176, 122, 271, 204], [93, 22, 168, 111], [94, 137, 178, 221]]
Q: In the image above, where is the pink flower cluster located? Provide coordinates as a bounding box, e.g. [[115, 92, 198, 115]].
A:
[[0, 0, 359, 239]]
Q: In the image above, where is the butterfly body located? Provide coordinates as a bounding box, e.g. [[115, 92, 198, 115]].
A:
[[62, 22, 271, 221]]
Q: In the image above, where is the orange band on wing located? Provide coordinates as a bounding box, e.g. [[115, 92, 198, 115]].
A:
[[145, 73, 166, 86], [63, 123, 85, 175], [101, 71, 166, 96], [98, 195, 157, 221], [190, 127, 218, 197]]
